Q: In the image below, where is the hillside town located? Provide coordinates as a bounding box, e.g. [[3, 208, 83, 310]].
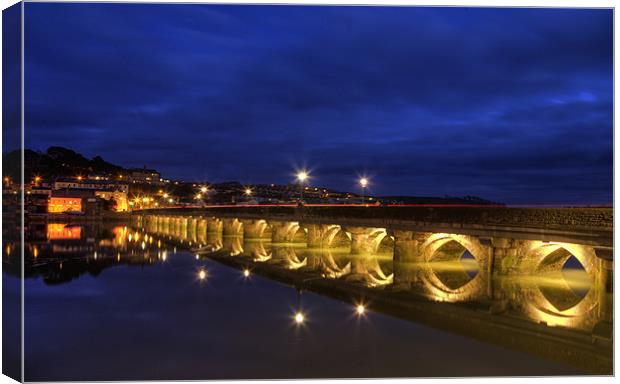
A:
[[2, 146, 500, 219]]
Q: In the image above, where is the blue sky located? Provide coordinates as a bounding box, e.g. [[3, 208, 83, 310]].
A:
[[13, 4, 613, 204]]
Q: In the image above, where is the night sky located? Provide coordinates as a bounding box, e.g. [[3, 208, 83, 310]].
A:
[[15, 4, 613, 204]]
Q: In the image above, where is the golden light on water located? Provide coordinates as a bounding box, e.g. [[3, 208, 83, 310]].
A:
[[356, 304, 366, 315], [243, 269, 251, 277], [198, 269, 207, 280], [294, 311, 305, 324]]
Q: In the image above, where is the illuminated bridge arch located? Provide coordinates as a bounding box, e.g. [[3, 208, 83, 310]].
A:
[[516, 242, 603, 330], [323, 225, 352, 248], [418, 233, 490, 302]]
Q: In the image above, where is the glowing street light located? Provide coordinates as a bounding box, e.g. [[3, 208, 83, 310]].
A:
[[200, 186, 208, 193], [296, 170, 309, 203], [198, 269, 207, 280], [244, 188, 252, 196], [359, 177, 369, 205], [243, 268, 251, 277], [296, 171, 308, 183], [163, 193, 168, 198], [195, 193, 202, 200]]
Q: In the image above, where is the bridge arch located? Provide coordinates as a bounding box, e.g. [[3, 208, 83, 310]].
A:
[[417, 233, 490, 302], [322, 225, 351, 248], [513, 241, 603, 330]]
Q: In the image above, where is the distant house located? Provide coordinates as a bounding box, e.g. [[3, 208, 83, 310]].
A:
[[53, 178, 129, 193], [127, 167, 162, 185]]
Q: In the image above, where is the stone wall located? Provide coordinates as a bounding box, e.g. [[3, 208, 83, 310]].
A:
[[140, 206, 612, 231]]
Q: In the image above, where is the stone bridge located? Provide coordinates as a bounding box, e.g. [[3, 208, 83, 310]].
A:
[[131, 206, 613, 333]]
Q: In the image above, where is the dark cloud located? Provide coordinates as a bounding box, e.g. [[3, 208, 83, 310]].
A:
[[22, 4, 612, 204]]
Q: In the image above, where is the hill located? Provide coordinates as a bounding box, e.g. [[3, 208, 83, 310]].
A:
[[3, 146, 124, 181]]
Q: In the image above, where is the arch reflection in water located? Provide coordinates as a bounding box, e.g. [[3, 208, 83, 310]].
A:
[[134, 213, 612, 336]]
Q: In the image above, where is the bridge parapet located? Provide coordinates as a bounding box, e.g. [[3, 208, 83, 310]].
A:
[[136, 206, 613, 247]]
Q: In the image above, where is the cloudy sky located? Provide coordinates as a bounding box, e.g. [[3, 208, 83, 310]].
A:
[[15, 4, 613, 204]]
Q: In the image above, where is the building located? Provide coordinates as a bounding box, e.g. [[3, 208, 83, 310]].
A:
[[53, 178, 129, 193], [127, 167, 162, 184], [94, 190, 128, 212], [48, 191, 87, 213], [51, 178, 129, 212]]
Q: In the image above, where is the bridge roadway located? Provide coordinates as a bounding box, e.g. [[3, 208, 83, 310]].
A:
[[136, 205, 613, 248]]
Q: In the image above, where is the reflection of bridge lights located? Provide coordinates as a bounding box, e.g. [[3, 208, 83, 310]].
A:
[[356, 304, 366, 315], [198, 269, 207, 280], [294, 311, 305, 324], [162, 251, 167, 261], [141, 241, 146, 250]]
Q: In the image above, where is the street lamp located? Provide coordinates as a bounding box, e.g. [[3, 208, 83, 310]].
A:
[[359, 177, 368, 205], [245, 188, 252, 196], [296, 171, 309, 203], [200, 186, 208, 193]]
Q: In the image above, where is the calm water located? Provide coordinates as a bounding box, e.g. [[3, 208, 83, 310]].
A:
[[4, 221, 612, 380]]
